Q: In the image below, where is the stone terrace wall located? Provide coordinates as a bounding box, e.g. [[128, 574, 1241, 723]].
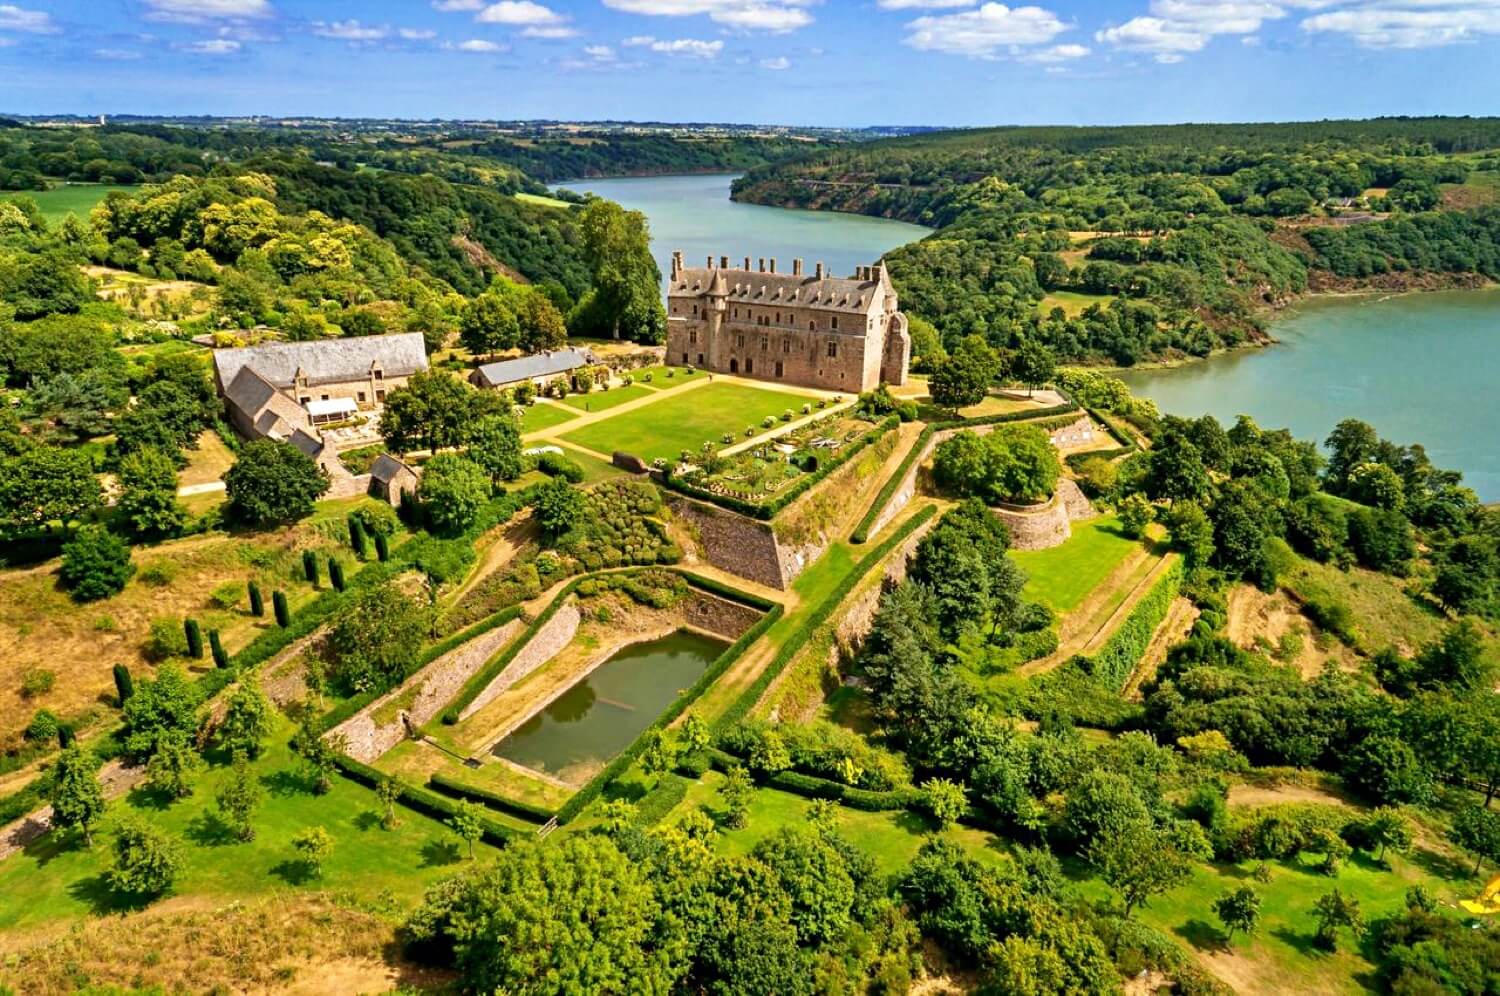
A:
[[669, 495, 792, 590], [993, 492, 1072, 551], [1058, 478, 1096, 521], [459, 600, 581, 722], [329, 619, 523, 763], [683, 589, 764, 641], [833, 520, 929, 660]]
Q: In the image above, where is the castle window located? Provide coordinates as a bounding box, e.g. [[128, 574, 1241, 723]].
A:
[[782, 338, 791, 354], [775, 361, 784, 377], [831, 317, 839, 330], [692, 304, 699, 317], [689, 329, 698, 344], [760, 336, 768, 352], [733, 307, 738, 318], [300, 396, 311, 404], [357, 391, 367, 403], [683, 352, 690, 363], [809, 320, 816, 332], [775, 312, 780, 324], [827, 340, 838, 359], [736, 333, 745, 347]]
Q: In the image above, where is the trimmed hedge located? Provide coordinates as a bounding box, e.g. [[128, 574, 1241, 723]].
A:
[[553, 593, 786, 825], [330, 752, 519, 845], [850, 401, 1079, 543], [1076, 557, 1184, 691], [1064, 407, 1138, 470], [667, 569, 778, 611], [716, 503, 937, 732], [428, 772, 555, 823], [661, 415, 900, 521], [634, 773, 691, 826], [315, 604, 525, 735], [704, 746, 922, 812]]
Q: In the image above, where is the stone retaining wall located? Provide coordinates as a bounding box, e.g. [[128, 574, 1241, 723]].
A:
[[459, 600, 581, 722], [832, 520, 929, 661], [330, 619, 523, 763], [682, 589, 764, 641], [668, 495, 792, 590]]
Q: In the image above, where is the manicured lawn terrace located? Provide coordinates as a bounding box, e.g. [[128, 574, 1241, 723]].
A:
[[0, 717, 497, 932], [560, 381, 819, 463], [518, 401, 580, 433], [560, 383, 656, 412], [1011, 514, 1139, 613], [9, 184, 135, 224]]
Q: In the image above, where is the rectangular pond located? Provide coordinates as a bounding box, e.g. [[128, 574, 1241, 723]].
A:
[[492, 629, 727, 785]]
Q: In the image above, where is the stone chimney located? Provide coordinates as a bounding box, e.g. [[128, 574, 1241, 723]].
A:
[[706, 255, 714, 268], [793, 258, 803, 276], [758, 257, 765, 273], [744, 256, 751, 271], [720, 255, 729, 269], [769, 258, 776, 273], [815, 262, 825, 279], [670, 250, 683, 280]]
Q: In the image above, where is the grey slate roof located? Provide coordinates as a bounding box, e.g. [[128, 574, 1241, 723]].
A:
[[370, 454, 417, 484], [212, 333, 429, 391], [225, 366, 311, 438], [474, 348, 592, 388], [669, 264, 891, 316]]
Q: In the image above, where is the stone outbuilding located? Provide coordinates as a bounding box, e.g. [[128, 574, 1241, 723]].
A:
[[471, 348, 595, 392], [369, 454, 420, 506]]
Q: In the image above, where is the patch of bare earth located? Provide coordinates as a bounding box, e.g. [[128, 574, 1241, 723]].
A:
[[1226, 780, 1353, 810], [1226, 584, 1359, 678], [0, 894, 449, 996]]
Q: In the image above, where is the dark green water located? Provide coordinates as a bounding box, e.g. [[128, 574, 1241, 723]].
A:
[[493, 629, 726, 784], [1116, 289, 1500, 502], [555, 173, 930, 291]]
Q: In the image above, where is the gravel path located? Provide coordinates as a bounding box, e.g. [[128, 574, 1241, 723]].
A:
[[0, 759, 147, 863]]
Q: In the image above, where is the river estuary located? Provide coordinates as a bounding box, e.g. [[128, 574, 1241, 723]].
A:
[[559, 173, 1500, 501]]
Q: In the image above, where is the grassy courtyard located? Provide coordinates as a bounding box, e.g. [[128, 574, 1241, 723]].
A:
[[560, 381, 819, 462], [561, 383, 656, 412], [1011, 514, 1141, 613], [518, 401, 580, 433], [10, 184, 136, 225]]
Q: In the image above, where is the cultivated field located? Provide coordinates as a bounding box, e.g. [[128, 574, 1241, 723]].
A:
[[10, 184, 135, 225]]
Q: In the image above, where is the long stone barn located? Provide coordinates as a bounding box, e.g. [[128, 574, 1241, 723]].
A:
[[665, 252, 910, 393]]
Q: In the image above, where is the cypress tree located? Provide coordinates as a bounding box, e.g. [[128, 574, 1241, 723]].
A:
[[112, 663, 134, 705], [302, 550, 319, 586], [373, 530, 390, 562], [184, 618, 203, 659], [348, 516, 368, 558], [273, 591, 290, 628], [328, 557, 346, 592], [209, 629, 229, 668], [248, 581, 264, 617], [57, 725, 74, 748]]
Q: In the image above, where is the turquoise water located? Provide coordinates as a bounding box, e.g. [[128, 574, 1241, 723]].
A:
[[555, 173, 930, 290], [493, 629, 726, 784], [1117, 289, 1500, 501]]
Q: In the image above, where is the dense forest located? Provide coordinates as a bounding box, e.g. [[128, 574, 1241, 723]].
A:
[[732, 117, 1500, 366]]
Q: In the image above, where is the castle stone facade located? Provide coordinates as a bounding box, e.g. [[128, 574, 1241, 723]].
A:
[[666, 252, 909, 393]]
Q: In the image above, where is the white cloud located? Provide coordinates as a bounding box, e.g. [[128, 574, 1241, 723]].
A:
[[1301, 5, 1500, 47], [602, 0, 816, 33], [452, 37, 507, 50], [523, 24, 579, 37], [1022, 41, 1089, 60], [622, 34, 725, 55], [760, 54, 791, 67], [312, 19, 389, 41], [182, 38, 241, 53], [877, 0, 973, 7], [903, 2, 1071, 57], [94, 47, 143, 59], [399, 27, 438, 39], [1095, 0, 1292, 59], [433, 0, 484, 9], [476, 1, 563, 25], [0, 5, 55, 33], [583, 43, 615, 59], [144, 0, 272, 23]]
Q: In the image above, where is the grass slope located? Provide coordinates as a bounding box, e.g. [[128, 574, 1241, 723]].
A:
[[11, 185, 135, 225], [1011, 514, 1139, 613]]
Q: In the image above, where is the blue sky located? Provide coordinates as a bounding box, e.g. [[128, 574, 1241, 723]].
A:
[[1, 0, 1492, 126]]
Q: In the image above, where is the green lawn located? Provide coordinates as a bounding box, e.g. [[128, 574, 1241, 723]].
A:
[[628, 365, 701, 388], [561, 383, 656, 412], [561, 382, 816, 463], [666, 771, 1008, 877], [1011, 514, 1140, 613], [0, 717, 495, 932], [554, 444, 625, 483], [515, 191, 573, 210], [1039, 290, 1113, 317], [518, 401, 580, 433], [9, 184, 135, 225]]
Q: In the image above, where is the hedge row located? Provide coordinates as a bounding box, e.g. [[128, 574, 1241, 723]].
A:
[[553, 594, 786, 825], [315, 605, 526, 735], [1077, 557, 1184, 691], [1064, 408, 1139, 470], [330, 752, 521, 845], [634, 773, 692, 826], [666, 569, 779, 612], [428, 772, 555, 824], [716, 504, 937, 732], [660, 415, 901, 521], [850, 401, 1079, 543], [702, 746, 923, 812]]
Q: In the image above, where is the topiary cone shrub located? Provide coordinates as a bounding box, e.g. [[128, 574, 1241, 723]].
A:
[[328, 557, 346, 592], [373, 530, 390, 562], [248, 581, 264, 617], [184, 618, 204, 659], [273, 591, 290, 628], [348, 516, 368, 559], [302, 550, 320, 586], [209, 629, 229, 668], [113, 663, 134, 704]]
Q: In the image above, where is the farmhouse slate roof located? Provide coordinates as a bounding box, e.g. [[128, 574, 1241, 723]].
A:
[[370, 454, 417, 485], [225, 366, 311, 438], [671, 264, 889, 317], [212, 333, 429, 391], [474, 348, 593, 388]]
